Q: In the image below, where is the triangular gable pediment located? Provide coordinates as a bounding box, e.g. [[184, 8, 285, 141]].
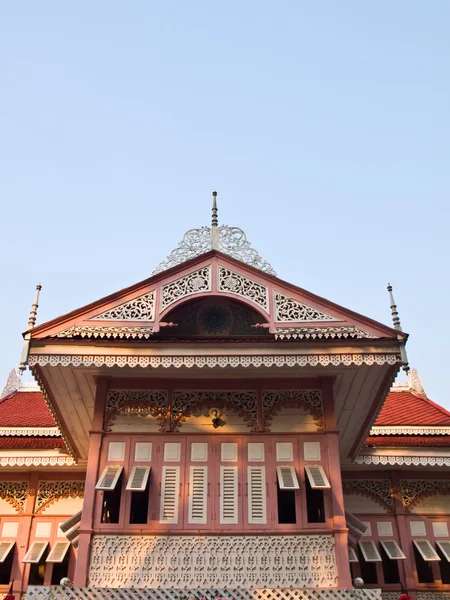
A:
[[30, 251, 401, 341]]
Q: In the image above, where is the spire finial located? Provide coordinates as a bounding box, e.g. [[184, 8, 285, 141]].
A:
[[387, 283, 402, 332], [28, 284, 42, 329], [211, 190, 218, 227]]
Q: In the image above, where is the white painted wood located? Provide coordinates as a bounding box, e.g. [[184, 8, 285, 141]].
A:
[[248, 442, 265, 462], [380, 540, 406, 560], [276, 466, 299, 489], [276, 442, 293, 461], [1, 522, 18, 537], [305, 465, 331, 489], [410, 521, 426, 536], [436, 540, 450, 562], [348, 547, 358, 562], [361, 522, 372, 536], [35, 522, 52, 538], [413, 539, 440, 561], [107, 441, 125, 461], [221, 443, 238, 462], [188, 466, 208, 524], [247, 466, 267, 524], [23, 541, 48, 563], [135, 442, 152, 461], [46, 542, 71, 563], [433, 522, 449, 537], [377, 521, 393, 537], [358, 540, 382, 562], [0, 542, 15, 563], [159, 466, 180, 524], [164, 443, 181, 462], [126, 466, 151, 491], [220, 466, 238, 524], [191, 442, 208, 462], [95, 465, 123, 490], [303, 441, 321, 461]]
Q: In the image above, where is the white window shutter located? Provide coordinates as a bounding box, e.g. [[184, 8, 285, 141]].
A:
[[159, 466, 180, 523], [248, 442, 265, 461], [380, 540, 406, 560], [0, 542, 15, 563], [358, 540, 382, 562], [126, 466, 151, 491], [95, 465, 123, 490], [247, 466, 267, 525], [305, 465, 331, 489], [135, 442, 152, 461], [348, 547, 358, 563], [220, 466, 238, 524], [107, 441, 125, 461], [191, 442, 208, 462], [46, 542, 71, 563], [276, 466, 300, 490], [377, 521, 393, 537], [188, 466, 208, 524], [436, 541, 450, 562], [413, 539, 441, 561], [410, 521, 426, 536], [23, 542, 48, 564], [433, 522, 449, 537]]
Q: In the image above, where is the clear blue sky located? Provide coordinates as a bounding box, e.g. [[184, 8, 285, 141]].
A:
[[1, 2, 449, 407]]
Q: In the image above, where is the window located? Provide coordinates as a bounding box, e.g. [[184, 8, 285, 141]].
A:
[[305, 471, 325, 523], [47, 542, 71, 585], [436, 541, 450, 584], [0, 543, 15, 585], [127, 466, 151, 525], [23, 542, 49, 586], [413, 540, 438, 584]]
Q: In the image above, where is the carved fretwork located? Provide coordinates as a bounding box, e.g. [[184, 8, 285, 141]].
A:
[[342, 479, 394, 512], [105, 390, 168, 432], [0, 481, 29, 514]]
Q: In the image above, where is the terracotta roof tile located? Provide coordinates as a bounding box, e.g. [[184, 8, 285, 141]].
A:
[[375, 390, 450, 426], [0, 437, 64, 449], [366, 435, 450, 447], [0, 391, 56, 427]]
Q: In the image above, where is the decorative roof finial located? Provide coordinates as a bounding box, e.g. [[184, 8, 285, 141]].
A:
[[28, 284, 42, 329], [212, 190, 218, 227], [387, 283, 402, 332]]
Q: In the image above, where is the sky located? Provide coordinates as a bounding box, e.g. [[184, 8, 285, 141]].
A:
[[0, 2, 449, 407]]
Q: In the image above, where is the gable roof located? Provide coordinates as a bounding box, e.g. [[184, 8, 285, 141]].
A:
[[375, 390, 450, 426], [0, 390, 56, 427]]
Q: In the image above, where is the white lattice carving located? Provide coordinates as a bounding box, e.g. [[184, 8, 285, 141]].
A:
[[370, 425, 450, 436], [0, 456, 75, 467], [161, 266, 211, 312], [401, 479, 450, 510], [87, 534, 337, 589], [275, 327, 376, 340], [354, 455, 450, 467], [105, 390, 168, 431], [1, 368, 19, 399], [417, 594, 450, 600], [262, 390, 323, 431], [91, 291, 155, 321], [29, 353, 401, 370], [35, 481, 85, 513], [274, 293, 337, 323], [172, 390, 258, 431], [218, 265, 269, 312], [153, 225, 276, 276], [342, 480, 393, 511], [27, 587, 382, 600], [56, 326, 154, 339], [381, 594, 402, 600], [0, 481, 29, 513], [0, 427, 60, 436]]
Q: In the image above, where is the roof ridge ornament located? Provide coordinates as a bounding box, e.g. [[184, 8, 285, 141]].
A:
[[387, 283, 410, 373], [153, 191, 276, 276], [19, 283, 42, 374]]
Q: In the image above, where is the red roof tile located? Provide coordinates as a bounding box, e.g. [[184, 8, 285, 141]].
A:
[[366, 436, 450, 447], [0, 437, 64, 449], [375, 390, 450, 426], [0, 391, 56, 427]]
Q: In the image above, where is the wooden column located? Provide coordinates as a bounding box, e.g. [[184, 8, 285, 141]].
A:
[[322, 377, 353, 588], [73, 377, 108, 587], [391, 471, 417, 596], [14, 472, 39, 596]]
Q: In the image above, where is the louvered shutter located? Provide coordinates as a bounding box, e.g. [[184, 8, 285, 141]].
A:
[[46, 542, 70, 563], [248, 466, 267, 525], [0, 542, 14, 563], [66, 525, 80, 542], [220, 466, 238, 524], [358, 540, 382, 562], [305, 465, 331, 489], [23, 542, 48, 563], [413, 539, 441, 561], [436, 541, 450, 562], [380, 540, 406, 560], [188, 466, 208, 524], [348, 547, 358, 563], [59, 511, 82, 533], [95, 465, 123, 490], [126, 466, 151, 491], [277, 466, 300, 489], [159, 466, 180, 523]]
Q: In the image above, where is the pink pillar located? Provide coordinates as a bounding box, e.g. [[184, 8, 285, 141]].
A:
[[322, 378, 353, 589], [391, 472, 417, 597], [73, 377, 108, 587], [14, 472, 39, 596]]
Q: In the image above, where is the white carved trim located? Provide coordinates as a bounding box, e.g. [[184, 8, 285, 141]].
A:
[[29, 353, 401, 370], [370, 425, 450, 436], [56, 326, 154, 339], [275, 326, 376, 340], [417, 595, 450, 600], [218, 265, 269, 312], [90, 291, 155, 321], [354, 455, 450, 467], [160, 265, 212, 312], [0, 481, 30, 513], [0, 427, 60, 437], [0, 456, 75, 467]]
